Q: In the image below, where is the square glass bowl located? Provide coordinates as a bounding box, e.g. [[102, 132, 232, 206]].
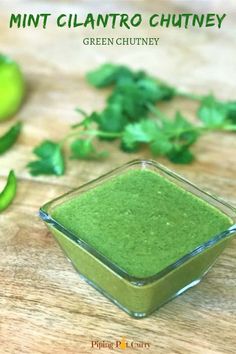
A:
[[39, 160, 236, 318]]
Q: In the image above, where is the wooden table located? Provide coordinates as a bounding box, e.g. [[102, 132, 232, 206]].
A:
[[0, 1, 236, 353]]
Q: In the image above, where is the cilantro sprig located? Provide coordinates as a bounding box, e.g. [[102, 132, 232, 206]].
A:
[[28, 63, 236, 176], [27, 140, 65, 176]]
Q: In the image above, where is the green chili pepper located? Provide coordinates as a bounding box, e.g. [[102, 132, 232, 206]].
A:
[[0, 170, 17, 212], [0, 121, 22, 155]]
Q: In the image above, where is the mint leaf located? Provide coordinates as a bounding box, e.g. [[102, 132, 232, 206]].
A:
[[27, 140, 65, 176], [0, 121, 22, 155]]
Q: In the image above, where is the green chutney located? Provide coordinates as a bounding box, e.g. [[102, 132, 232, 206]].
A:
[[51, 169, 232, 278]]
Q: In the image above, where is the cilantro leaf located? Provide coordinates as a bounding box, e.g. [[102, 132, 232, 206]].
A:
[[108, 82, 149, 120], [197, 95, 228, 127], [120, 140, 140, 153], [122, 119, 172, 156], [87, 63, 175, 102], [225, 101, 236, 123], [108, 79, 174, 122], [122, 120, 158, 149], [93, 104, 128, 138], [198, 96, 236, 127], [0, 121, 22, 155], [121, 111, 199, 162], [137, 77, 175, 102], [150, 136, 173, 155], [70, 139, 107, 159], [173, 111, 199, 145], [27, 140, 65, 176], [167, 147, 195, 164], [86, 63, 133, 88]]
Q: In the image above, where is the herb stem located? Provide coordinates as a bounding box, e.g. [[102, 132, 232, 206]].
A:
[[221, 125, 236, 131], [147, 104, 169, 121], [60, 128, 122, 146], [167, 124, 236, 138], [175, 90, 204, 101]]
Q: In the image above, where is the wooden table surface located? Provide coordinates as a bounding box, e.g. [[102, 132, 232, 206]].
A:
[[0, 1, 236, 353]]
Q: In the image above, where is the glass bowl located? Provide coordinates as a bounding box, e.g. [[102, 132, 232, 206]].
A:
[[39, 160, 236, 318]]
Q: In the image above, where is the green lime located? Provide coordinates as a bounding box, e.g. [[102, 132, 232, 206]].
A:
[[0, 54, 25, 121]]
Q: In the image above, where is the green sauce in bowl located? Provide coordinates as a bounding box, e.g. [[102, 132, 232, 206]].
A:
[[51, 169, 232, 278], [41, 161, 235, 317]]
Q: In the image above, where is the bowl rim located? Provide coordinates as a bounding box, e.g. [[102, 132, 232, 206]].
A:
[[39, 159, 236, 286]]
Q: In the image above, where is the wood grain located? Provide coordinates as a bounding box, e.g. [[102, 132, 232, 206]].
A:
[[0, 1, 236, 353]]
